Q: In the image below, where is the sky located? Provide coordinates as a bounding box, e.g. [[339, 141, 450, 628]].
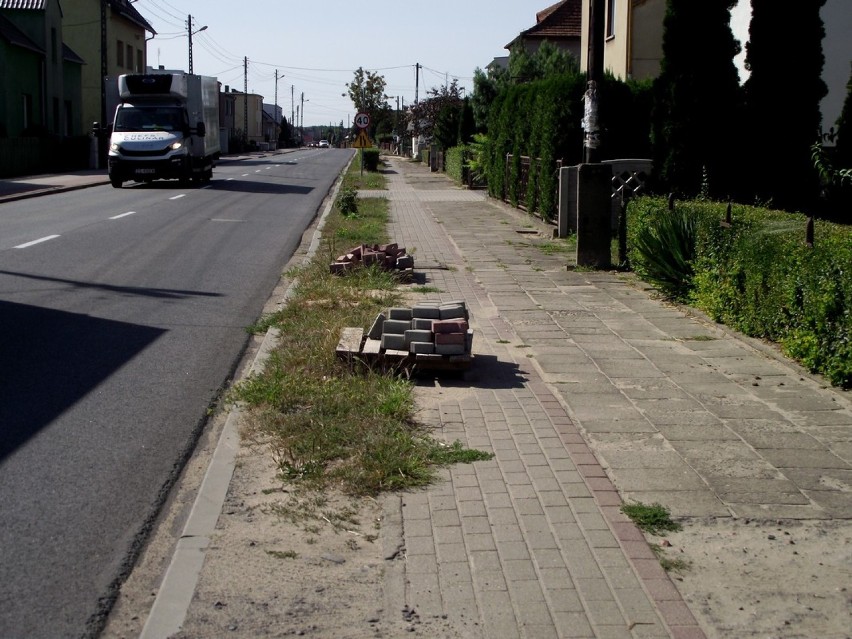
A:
[[133, 0, 552, 128]]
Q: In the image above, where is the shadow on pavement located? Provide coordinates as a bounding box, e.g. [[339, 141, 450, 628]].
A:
[[0, 300, 166, 461], [0, 270, 223, 300], [207, 179, 314, 195], [414, 355, 529, 390]]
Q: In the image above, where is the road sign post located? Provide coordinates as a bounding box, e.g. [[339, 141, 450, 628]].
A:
[[354, 113, 371, 176]]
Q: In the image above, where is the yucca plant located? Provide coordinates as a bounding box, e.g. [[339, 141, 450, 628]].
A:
[[632, 207, 698, 301]]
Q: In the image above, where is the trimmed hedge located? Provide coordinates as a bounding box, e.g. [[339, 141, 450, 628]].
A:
[[627, 197, 852, 388], [361, 148, 380, 171], [445, 146, 466, 184]]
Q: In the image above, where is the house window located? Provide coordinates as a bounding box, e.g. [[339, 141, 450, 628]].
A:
[[126, 44, 133, 69], [116, 40, 124, 67], [137, 49, 143, 73], [606, 0, 616, 39], [51, 28, 58, 64]]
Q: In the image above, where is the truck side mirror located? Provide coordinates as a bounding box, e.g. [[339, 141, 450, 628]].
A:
[[196, 122, 206, 137]]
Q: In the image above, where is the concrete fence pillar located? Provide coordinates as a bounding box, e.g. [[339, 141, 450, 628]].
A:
[[576, 163, 612, 269]]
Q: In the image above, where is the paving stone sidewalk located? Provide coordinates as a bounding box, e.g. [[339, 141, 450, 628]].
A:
[[367, 155, 852, 639]]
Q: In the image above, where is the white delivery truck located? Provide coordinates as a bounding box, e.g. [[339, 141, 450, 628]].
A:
[[101, 72, 220, 188]]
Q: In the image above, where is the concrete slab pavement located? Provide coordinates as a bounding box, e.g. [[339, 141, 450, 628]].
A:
[[368, 155, 852, 637]]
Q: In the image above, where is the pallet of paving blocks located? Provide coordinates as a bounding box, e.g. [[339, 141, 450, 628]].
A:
[[329, 243, 414, 279], [336, 301, 473, 370]]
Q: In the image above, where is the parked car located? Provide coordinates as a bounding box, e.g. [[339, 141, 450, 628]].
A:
[[319, 139, 329, 148]]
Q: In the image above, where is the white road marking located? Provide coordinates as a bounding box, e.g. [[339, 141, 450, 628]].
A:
[[169, 194, 186, 200], [110, 211, 136, 219], [15, 235, 60, 249]]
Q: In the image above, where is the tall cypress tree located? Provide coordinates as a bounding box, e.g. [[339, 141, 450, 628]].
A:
[[651, 0, 744, 199], [834, 63, 852, 168], [744, 0, 827, 212]]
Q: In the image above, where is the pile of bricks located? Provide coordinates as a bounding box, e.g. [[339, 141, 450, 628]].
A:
[[329, 243, 413, 275], [368, 300, 472, 357], [335, 300, 474, 370]]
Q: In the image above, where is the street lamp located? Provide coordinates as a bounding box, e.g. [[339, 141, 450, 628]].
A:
[[186, 15, 207, 74]]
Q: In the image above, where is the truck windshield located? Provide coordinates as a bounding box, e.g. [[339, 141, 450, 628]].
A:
[[114, 107, 187, 132]]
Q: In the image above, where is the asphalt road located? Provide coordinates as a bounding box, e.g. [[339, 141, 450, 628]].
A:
[[0, 149, 353, 638]]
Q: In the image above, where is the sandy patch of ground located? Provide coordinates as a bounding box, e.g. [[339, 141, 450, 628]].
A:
[[654, 517, 852, 638], [102, 387, 852, 639]]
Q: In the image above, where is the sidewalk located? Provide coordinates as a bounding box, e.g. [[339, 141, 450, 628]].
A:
[[135, 156, 851, 639], [14, 154, 850, 638]]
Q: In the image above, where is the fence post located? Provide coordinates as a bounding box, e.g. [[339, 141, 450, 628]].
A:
[[618, 190, 629, 268]]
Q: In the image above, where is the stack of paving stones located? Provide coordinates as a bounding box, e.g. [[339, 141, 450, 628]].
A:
[[329, 242, 413, 276], [370, 300, 471, 355]]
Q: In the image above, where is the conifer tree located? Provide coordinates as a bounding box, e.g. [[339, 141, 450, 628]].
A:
[[744, 0, 827, 211], [651, 0, 744, 199], [834, 63, 852, 168]]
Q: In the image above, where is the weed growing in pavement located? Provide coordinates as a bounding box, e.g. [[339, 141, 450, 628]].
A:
[[266, 550, 298, 560], [621, 501, 682, 535], [651, 544, 691, 573], [427, 441, 493, 465], [234, 158, 491, 501], [537, 239, 575, 256], [410, 286, 442, 294], [622, 502, 688, 572]]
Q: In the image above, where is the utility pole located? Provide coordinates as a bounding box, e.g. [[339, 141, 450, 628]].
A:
[[243, 57, 248, 147], [415, 63, 421, 105], [300, 92, 304, 143], [291, 85, 295, 134], [583, 0, 606, 163], [187, 15, 194, 74], [274, 70, 279, 144]]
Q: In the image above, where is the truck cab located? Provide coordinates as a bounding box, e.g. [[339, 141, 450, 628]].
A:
[[104, 73, 219, 188]]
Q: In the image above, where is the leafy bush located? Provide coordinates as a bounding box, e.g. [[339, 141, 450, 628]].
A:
[[627, 196, 852, 387], [631, 206, 698, 301], [335, 187, 358, 217]]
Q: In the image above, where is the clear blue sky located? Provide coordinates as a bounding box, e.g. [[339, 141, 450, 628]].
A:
[[134, 0, 552, 127]]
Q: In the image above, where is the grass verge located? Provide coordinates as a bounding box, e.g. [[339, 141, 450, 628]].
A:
[[234, 158, 492, 499]]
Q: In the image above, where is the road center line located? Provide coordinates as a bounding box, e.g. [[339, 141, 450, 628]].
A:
[[169, 194, 186, 200], [15, 235, 60, 249], [110, 211, 136, 219]]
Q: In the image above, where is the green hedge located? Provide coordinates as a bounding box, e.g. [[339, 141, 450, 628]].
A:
[[627, 197, 852, 387], [481, 72, 651, 220], [445, 146, 466, 184], [362, 148, 380, 171]]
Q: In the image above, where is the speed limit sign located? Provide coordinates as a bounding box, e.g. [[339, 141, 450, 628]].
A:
[[354, 112, 370, 129]]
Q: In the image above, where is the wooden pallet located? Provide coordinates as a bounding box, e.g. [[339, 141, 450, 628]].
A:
[[335, 327, 472, 371]]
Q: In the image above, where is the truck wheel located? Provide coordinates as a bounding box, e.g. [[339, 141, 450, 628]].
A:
[[110, 178, 123, 188]]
